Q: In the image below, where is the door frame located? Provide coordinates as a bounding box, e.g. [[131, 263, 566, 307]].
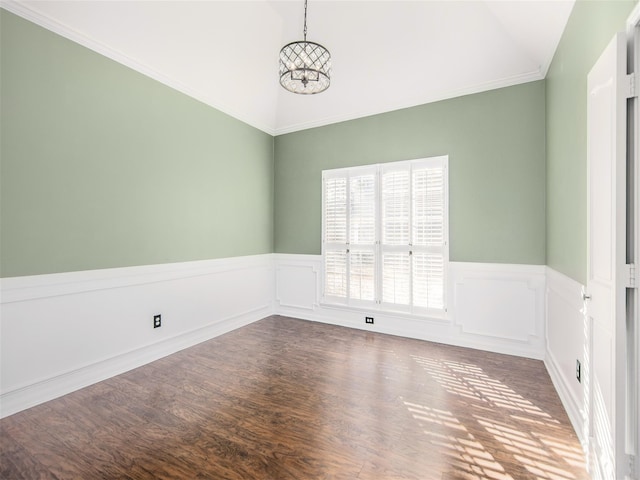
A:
[[624, 6, 640, 479], [586, 31, 629, 480], [585, 6, 640, 479]]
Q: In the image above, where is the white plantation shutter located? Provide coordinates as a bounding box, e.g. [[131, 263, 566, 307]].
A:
[[411, 165, 445, 310], [324, 177, 347, 244], [381, 167, 411, 308], [324, 250, 347, 298], [323, 175, 348, 301], [349, 174, 376, 245], [382, 170, 410, 246], [349, 250, 375, 301], [323, 168, 377, 306], [348, 172, 376, 303], [413, 167, 444, 247], [322, 156, 447, 315], [412, 253, 444, 309], [382, 252, 411, 305]]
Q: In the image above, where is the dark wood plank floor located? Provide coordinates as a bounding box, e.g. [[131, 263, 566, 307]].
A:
[[1, 315, 589, 480]]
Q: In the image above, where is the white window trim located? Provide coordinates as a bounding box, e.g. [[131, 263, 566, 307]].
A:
[[321, 156, 449, 320]]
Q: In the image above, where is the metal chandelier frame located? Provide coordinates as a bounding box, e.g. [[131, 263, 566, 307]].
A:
[[279, 0, 331, 95]]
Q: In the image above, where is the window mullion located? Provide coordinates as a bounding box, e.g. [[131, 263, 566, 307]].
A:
[[345, 172, 351, 303], [375, 168, 381, 304], [409, 163, 414, 312]]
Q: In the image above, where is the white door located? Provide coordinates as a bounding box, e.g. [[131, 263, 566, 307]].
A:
[[586, 32, 628, 480]]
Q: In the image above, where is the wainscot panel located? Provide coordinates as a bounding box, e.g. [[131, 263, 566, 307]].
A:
[[544, 266, 588, 448], [0, 254, 274, 418]]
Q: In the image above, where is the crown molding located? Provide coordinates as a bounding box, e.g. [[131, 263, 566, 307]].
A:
[[628, 1, 640, 30]]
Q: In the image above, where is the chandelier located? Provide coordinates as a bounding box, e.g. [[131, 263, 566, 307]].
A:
[[279, 0, 331, 95]]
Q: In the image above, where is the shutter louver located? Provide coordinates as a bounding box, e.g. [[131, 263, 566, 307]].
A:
[[324, 177, 347, 244], [382, 252, 411, 305], [350, 250, 375, 301], [349, 174, 376, 245], [413, 253, 444, 309], [324, 250, 347, 298], [382, 170, 410, 246], [413, 167, 444, 247]]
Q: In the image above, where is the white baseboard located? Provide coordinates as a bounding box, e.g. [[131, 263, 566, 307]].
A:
[[0, 254, 274, 418], [274, 254, 547, 359], [544, 266, 588, 448], [545, 344, 587, 451]]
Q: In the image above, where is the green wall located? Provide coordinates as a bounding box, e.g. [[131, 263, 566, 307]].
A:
[[274, 82, 547, 265], [0, 11, 274, 277], [6, 1, 634, 280], [546, 0, 636, 284]]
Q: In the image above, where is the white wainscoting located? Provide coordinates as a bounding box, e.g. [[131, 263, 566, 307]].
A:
[[544, 266, 588, 447], [0, 254, 274, 418], [449, 262, 546, 358], [2, 253, 589, 437], [274, 254, 547, 359], [275, 254, 321, 312]]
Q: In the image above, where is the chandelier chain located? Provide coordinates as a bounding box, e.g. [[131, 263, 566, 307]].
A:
[[303, 0, 308, 41]]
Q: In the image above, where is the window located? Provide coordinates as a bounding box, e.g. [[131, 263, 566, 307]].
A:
[[322, 156, 448, 315]]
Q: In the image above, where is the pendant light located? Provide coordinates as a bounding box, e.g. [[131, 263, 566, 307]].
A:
[[279, 0, 331, 95]]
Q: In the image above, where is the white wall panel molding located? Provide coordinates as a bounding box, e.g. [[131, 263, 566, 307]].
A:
[[446, 262, 546, 358], [0, 254, 274, 418], [449, 262, 546, 355], [544, 266, 588, 447], [274, 255, 547, 359], [274, 254, 321, 311]]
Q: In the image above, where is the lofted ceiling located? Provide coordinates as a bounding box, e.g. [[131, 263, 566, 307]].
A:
[[3, 0, 575, 135]]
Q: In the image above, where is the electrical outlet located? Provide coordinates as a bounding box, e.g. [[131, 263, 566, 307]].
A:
[[365, 316, 374, 324], [576, 359, 581, 383], [153, 314, 162, 329]]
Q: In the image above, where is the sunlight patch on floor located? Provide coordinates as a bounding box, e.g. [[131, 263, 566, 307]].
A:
[[409, 355, 586, 479], [403, 401, 514, 480]]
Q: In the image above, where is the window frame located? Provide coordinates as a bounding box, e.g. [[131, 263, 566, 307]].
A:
[[321, 156, 449, 318]]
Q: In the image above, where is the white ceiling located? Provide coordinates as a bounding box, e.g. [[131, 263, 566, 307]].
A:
[[3, 0, 575, 135]]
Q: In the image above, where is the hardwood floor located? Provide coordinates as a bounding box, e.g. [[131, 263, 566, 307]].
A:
[[1, 315, 589, 480]]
